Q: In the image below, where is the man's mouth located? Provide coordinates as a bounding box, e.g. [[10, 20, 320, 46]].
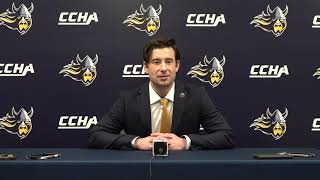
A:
[[158, 75, 169, 80]]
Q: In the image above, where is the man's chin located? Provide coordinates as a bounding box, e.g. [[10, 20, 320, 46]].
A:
[[154, 80, 173, 87]]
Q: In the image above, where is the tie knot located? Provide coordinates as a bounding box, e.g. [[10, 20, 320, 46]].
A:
[[160, 98, 169, 107]]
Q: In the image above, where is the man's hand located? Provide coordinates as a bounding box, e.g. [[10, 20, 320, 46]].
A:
[[151, 133, 187, 150], [133, 136, 156, 150]]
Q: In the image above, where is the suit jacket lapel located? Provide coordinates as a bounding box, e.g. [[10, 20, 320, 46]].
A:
[[172, 81, 185, 132], [138, 83, 151, 133]]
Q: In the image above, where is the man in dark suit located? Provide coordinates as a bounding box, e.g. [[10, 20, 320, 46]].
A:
[[88, 38, 234, 150]]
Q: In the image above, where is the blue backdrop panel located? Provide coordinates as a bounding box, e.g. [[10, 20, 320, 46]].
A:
[[0, 0, 319, 147]]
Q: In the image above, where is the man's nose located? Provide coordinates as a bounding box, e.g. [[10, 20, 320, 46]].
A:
[[160, 62, 167, 71]]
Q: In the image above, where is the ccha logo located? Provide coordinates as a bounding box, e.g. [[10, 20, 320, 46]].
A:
[[313, 68, 320, 79], [0, 107, 33, 139], [186, 14, 225, 27], [123, 4, 162, 36], [58, 12, 98, 25], [59, 54, 98, 86], [0, 3, 34, 35], [249, 65, 289, 78], [250, 5, 288, 37], [312, 118, 320, 131], [58, 116, 97, 129], [250, 108, 288, 140], [187, 55, 225, 88], [0, 63, 34, 77], [312, 15, 320, 28], [122, 64, 148, 78]]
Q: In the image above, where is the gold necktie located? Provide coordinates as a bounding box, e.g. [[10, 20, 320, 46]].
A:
[[160, 98, 171, 133]]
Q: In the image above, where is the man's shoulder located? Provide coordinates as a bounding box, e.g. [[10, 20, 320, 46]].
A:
[[176, 80, 206, 93], [120, 83, 148, 97]]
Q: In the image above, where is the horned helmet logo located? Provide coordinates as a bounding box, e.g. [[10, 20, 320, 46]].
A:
[[250, 108, 288, 140], [123, 4, 162, 36], [313, 68, 320, 79], [250, 5, 288, 37], [187, 55, 225, 88], [59, 54, 98, 86], [0, 3, 34, 35], [0, 107, 33, 139]]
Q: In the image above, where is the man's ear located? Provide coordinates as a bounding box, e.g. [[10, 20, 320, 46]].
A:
[[144, 62, 149, 74], [176, 60, 180, 72]]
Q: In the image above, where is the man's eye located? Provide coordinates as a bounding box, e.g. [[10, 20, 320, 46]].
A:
[[152, 61, 161, 64]]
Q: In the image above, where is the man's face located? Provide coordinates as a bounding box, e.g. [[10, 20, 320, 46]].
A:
[[144, 47, 180, 89]]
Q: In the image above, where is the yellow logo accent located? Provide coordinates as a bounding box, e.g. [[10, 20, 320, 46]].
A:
[[250, 108, 288, 140], [123, 4, 162, 36], [0, 3, 34, 35], [0, 107, 33, 139], [250, 5, 288, 37], [187, 55, 225, 88], [59, 54, 98, 86]]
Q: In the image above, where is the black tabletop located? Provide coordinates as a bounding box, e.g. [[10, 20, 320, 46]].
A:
[[0, 148, 319, 180]]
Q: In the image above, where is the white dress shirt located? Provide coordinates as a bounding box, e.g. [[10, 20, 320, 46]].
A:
[[149, 82, 174, 132], [131, 82, 191, 150]]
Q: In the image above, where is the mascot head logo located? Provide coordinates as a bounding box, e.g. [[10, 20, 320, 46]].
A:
[[59, 54, 98, 86], [313, 68, 320, 79], [250, 108, 288, 140], [250, 5, 288, 37], [0, 107, 33, 139], [123, 4, 162, 36], [187, 55, 225, 88], [0, 3, 34, 35]]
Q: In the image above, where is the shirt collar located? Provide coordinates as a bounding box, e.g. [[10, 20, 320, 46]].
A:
[[149, 82, 175, 105]]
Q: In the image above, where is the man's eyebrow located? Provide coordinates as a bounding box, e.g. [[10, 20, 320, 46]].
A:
[[151, 57, 174, 61]]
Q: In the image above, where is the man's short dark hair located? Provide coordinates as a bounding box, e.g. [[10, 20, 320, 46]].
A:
[[143, 37, 181, 63]]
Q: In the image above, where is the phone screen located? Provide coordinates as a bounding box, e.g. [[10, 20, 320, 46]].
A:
[[26, 153, 60, 160], [0, 154, 16, 160]]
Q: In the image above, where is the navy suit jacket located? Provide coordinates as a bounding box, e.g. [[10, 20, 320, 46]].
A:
[[88, 81, 234, 150]]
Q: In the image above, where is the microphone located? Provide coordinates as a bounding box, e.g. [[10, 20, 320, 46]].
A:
[[152, 140, 168, 156], [179, 92, 185, 98]]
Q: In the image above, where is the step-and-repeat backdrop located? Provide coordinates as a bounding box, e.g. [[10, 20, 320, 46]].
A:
[[0, 0, 320, 147]]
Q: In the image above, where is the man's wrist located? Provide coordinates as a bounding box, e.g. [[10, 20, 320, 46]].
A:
[[182, 135, 191, 150], [131, 136, 140, 149]]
